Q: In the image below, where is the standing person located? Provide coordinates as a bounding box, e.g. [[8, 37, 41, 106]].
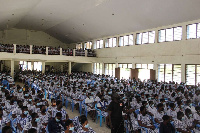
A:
[[108, 93, 124, 133], [48, 112, 65, 133], [159, 115, 175, 133]]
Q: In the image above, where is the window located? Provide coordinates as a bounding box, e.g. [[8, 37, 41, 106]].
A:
[[136, 64, 154, 69], [187, 24, 197, 39], [84, 42, 92, 49], [34, 62, 42, 71], [96, 40, 104, 49], [93, 63, 103, 74], [186, 64, 200, 85], [105, 37, 117, 48], [136, 31, 155, 44], [105, 64, 115, 77], [158, 26, 182, 42], [158, 64, 181, 83], [119, 34, 133, 46], [76, 44, 82, 49]]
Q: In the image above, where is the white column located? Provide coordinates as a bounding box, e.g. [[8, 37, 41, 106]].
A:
[[182, 25, 187, 40], [68, 62, 71, 75], [60, 48, 62, 55], [115, 63, 119, 68], [116, 37, 119, 47], [11, 60, 14, 78], [46, 47, 48, 55], [181, 63, 185, 83], [73, 49, 76, 56], [132, 63, 136, 69], [85, 50, 87, 57], [31, 61, 34, 71], [154, 63, 158, 80], [42, 62, 45, 74], [13, 44, 16, 54], [30, 45, 32, 54]]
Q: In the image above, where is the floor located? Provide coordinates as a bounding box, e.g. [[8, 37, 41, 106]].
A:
[[15, 82, 111, 133]]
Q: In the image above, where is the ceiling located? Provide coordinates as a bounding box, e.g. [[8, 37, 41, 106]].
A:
[[1, 0, 200, 44]]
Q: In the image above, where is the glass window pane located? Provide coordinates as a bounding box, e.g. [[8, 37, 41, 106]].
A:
[[128, 64, 132, 68], [99, 63, 102, 75], [197, 23, 200, 38], [159, 30, 165, 42], [186, 65, 196, 85], [187, 24, 197, 39], [113, 38, 117, 47], [96, 41, 100, 49], [166, 28, 173, 41], [93, 63, 96, 74], [119, 36, 124, 46], [118, 64, 123, 68], [108, 64, 113, 76], [93, 41, 96, 49], [149, 31, 155, 43], [148, 64, 154, 69], [165, 64, 172, 83], [136, 33, 142, 44], [100, 40, 104, 48], [158, 64, 165, 82], [196, 65, 200, 85], [122, 64, 127, 68], [129, 35, 133, 45], [109, 38, 112, 47], [136, 64, 141, 68], [142, 32, 148, 44], [124, 35, 129, 46], [28, 62, 31, 70], [174, 27, 182, 41], [96, 63, 100, 74], [173, 65, 181, 83], [141, 64, 147, 69], [105, 64, 109, 75], [105, 39, 109, 48]]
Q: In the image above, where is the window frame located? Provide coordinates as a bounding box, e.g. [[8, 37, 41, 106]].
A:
[[136, 31, 155, 45]]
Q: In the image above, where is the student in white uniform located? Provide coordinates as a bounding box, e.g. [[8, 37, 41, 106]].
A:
[[174, 111, 190, 133]]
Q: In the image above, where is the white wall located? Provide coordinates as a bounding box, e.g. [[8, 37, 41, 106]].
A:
[[0, 28, 75, 49]]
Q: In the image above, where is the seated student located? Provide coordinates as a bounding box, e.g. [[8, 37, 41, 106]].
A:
[[138, 106, 158, 133], [194, 106, 200, 125], [166, 103, 177, 120], [128, 108, 140, 133], [174, 111, 191, 133], [96, 96, 108, 120], [23, 113, 43, 133], [48, 98, 57, 115], [52, 100, 68, 122], [72, 115, 86, 131], [77, 116, 96, 133], [159, 115, 175, 133], [39, 105, 51, 127], [185, 108, 198, 132], [28, 128, 37, 133], [2, 126, 12, 133], [84, 93, 96, 121], [17, 106, 30, 132], [147, 101, 156, 116], [185, 100, 196, 114], [0, 108, 9, 131], [63, 119, 76, 133], [154, 103, 165, 125], [48, 112, 65, 133]]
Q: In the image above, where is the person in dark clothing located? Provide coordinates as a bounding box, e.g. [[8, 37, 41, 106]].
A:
[[108, 93, 124, 133], [48, 112, 66, 133], [159, 115, 175, 133]]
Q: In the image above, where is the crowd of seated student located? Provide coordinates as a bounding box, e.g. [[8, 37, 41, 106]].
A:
[[87, 49, 96, 57], [75, 49, 85, 56], [48, 46, 60, 55], [32, 45, 46, 54], [62, 48, 73, 56], [1, 71, 200, 133], [0, 44, 13, 53], [16, 45, 30, 54]]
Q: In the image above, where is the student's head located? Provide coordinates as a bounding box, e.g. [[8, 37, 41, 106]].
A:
[[28, 128, 37, 133], [31, 113, 40, 123], [65, 119, 74, 131], [80, 116, 89, 128], [40, 105, 46, 113], [55, 112, 62, 122], [185, 108, 192, 118], [0, 108, 3, 117], [162, 115, 170, 123], [195, 106, 200, 114], [186, 100, 192, 106], [140, 106, 146, 116], [177, 111, 184, 121], [22, 106, 28, 115], [169, 103, 175, 109], [51, 98, 56, 106], [56, 100, 63, 109], [2, 126, 12, 133], [157, 103, 164, 111]]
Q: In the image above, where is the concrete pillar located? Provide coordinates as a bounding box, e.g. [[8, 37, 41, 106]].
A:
[[13, 44, 16, 54], [132, 63, 136, 69], [133, 33, 136, 45], [31, 61, 34, 70], [181, 63, 185, 83], [115, 63, 119, 68], [182, 25, 187, 40], [85, 50, 87, 57], [155, 30, 159, 43], [46, 47, 48, 55], [30, 45, 32, 54], [154, 63, 158, 80], [116, 37, 119, 47], [11, 60, 14, 78], [60, 48, 62, 55], [102, 63, 105, 74], [73, 49, 76, 56], [68, 62, 71, 75], [42, 62, 45, 74]]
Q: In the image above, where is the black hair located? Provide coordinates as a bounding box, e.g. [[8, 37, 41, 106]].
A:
[[177, 111, 184, 120], [140, 106, 145, 112], [169, 103, 175, 108], [65, 119, 73, 127], [80, 116, 87, 125], [56, 100, 62, 105], [21, 106, 28, 111], [31, 113, 38, 119], [56, 112, 62, 117], [195, 106, 200, 111], [28, 128, 37, 133], [185, 108, 191, 115], [2, 126, 12, 133], [162, 115, 170, 121], [142, 101, 147, 106], [157, 103, 163, 109], [177, 101, 182, 106]]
